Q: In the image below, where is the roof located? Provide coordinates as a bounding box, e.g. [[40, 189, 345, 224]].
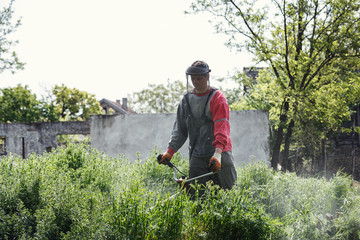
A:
[[99, 98, 129, 115], [243, 67, 266, 79]]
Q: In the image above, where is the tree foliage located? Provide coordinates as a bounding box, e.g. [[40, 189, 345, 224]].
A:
[[229, 67, 360, 171], [0, 84, 44, 122], [0, 84, 101, 122], [52, 84, 102, 121], [130, 79, 186, 113], [0, 0, 24, 73], [188, 0, 360, 170]]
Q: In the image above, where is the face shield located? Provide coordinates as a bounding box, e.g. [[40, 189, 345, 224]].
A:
[[185, 63, 211, 94]]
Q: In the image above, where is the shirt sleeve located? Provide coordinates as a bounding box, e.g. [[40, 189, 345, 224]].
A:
[[167, 97, 188, 153], [209, 90, 231, 151]]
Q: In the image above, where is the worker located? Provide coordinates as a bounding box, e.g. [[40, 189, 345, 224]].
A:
[[158, 60, 237, 196]]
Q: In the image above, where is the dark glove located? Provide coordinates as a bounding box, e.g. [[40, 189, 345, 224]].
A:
[[157, 152, 173, 165], [209, 152, 222, 172]]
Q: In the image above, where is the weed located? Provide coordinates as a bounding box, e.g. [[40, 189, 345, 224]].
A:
[[0, 144, 359, 239]]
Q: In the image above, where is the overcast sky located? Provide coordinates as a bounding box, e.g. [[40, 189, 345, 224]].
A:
[[0, 0, 254, 100]]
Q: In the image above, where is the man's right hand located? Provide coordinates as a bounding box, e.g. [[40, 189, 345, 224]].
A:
[[157, 152, 173, 165]]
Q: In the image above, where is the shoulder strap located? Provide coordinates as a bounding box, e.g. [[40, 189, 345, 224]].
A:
[[203, 88, 216, 119], [184, 92, 193, 117]]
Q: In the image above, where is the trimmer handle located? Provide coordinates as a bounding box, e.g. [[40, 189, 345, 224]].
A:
[[208, 160, 215, 172], [157, 154, 174, 168]]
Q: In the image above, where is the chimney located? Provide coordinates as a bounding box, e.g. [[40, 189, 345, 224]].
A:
[[122, 98, 128, 111], [116, 99, 121, 105]]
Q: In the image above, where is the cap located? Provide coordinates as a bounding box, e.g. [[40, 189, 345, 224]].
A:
[[185, 60, 211, 75]]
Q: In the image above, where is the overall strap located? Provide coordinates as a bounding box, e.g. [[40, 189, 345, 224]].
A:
[[184, 92, 193, 118], [203, 88, 215, 121]]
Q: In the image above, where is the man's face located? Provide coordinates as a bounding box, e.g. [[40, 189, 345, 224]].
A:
[[191, 74, 209, 93]]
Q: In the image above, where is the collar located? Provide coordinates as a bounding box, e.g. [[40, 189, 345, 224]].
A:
[[193, 87, 213, 96]]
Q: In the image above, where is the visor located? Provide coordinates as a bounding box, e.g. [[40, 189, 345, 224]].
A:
[[185, 66, 211, 76]]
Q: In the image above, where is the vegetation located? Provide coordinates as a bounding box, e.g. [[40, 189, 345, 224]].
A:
[[187, 0, 360, 171], [0, 0, 24, 74], [0, 85, 48, 122], [129, 79, 186, 113], [1, 144, 359, 239], [227, 68, 360, 175], [0, 84, 101, 122], [52, 84, 102, 121]]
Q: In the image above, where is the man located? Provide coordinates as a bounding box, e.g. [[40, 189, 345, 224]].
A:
[[158, 60, 237, 194]]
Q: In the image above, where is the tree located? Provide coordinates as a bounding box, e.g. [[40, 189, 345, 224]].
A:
[[52, 84, 101, 121], [229, 66, 360, 172], [130, 79, 186, 113], [0, 0, 24, 73], [189, 0, 360, 170], [0, 84, 102, 123], [0, 84, 44, 122]]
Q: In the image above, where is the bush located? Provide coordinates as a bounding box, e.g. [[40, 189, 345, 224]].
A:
[[0, 143, 359, 239], [189, 185, 283, 240]]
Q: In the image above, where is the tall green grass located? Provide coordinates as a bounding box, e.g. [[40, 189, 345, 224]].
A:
[[0, 143, 359, 239]]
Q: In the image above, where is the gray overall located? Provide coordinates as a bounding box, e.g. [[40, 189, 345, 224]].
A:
[[168, 88, 237, 193]]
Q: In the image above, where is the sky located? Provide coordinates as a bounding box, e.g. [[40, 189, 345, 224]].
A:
[[0, 0, 254, 101]]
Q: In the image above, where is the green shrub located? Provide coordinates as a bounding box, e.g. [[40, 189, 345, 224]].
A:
[[191, 185, 283, 240], [0, 144, 359, 239]]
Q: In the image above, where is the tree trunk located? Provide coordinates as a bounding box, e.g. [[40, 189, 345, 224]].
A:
[[271, 99, 290, 169], [271, 130, 283, 169], [295, 148, 304, 175], [282, 119, 294, 172], [321, 138, 327, 177], [311, 151, 316, 174], [351, 115, 356, 180]]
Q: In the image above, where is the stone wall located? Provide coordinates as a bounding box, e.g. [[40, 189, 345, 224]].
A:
[[328, 146, 360, 180], [90, 111, 270, 166], [0, 111, 271, 167], [0, 121, 90, 158]]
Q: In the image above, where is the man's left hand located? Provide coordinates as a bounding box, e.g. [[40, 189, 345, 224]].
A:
[[209, 151, 222, 172]]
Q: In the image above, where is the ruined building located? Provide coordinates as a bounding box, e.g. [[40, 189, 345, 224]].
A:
[[0, 97, 133, 158]]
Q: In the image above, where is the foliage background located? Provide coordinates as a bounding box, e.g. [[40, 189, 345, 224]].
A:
[[188, 0, 360, 174], [129, 80, 186, 114], [0, 84, 101, 123]]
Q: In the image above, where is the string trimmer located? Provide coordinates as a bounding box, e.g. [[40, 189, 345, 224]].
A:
[[156, 154, 216, 190]]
